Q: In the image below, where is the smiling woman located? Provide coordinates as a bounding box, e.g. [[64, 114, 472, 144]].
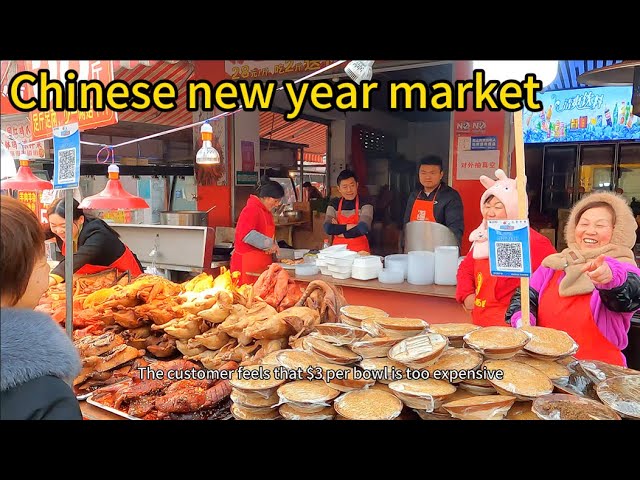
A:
[[506, 191, 640, 366]]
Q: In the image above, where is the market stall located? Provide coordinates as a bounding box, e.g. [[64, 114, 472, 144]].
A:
[[33, 264, 640, 421]]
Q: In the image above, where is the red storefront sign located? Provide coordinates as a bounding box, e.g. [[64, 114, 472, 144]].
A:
[[22, 61, 118, 140]]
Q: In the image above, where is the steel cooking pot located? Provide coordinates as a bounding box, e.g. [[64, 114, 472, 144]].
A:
[[160, 210, 209, 226]]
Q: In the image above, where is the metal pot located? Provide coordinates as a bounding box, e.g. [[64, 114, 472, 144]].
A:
[[284, 210, 302, 221], [160, 211, 209, 226], [404, 221, 458, 253]]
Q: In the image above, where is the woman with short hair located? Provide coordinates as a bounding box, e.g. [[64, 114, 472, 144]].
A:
[[1, 197, 82, 420]]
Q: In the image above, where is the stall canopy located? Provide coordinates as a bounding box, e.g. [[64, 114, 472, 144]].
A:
[[259, 111, 327, 163], [544, 60, 624, 91], [115, 60, 196, 127]]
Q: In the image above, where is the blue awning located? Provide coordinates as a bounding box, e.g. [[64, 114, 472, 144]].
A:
[[543, 60, 624, 91]]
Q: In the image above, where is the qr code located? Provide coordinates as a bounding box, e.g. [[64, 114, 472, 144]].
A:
[[57, 147, 77, 183], [495, 242, 524, 271]]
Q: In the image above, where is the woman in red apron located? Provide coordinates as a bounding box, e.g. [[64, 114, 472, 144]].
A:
[[456, 169, 556, 326], [323, 170, 373, 253], [46, 198, 143, 285], [506, 192, 640, 366], [230, 179, 285, 285]]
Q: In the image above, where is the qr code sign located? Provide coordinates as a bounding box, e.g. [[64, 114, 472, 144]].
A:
[[495, 242, 524, 271], [57, 147, 77, 183]]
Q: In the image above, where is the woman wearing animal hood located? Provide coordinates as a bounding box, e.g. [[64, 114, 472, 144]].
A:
[[456, 169, 556, 326], [506, 191, 640, 366]]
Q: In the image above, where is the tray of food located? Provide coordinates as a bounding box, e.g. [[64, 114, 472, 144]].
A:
[[84, 358, 236, 420]]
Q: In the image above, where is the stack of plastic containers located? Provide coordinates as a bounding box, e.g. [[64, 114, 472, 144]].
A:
[[434, 246, 459, 285], [315, 245, 347, 276], [351, 255, 383, 280], [326, 250, 358, 279], [384, 254, 409, 280], [407, 251, 435, 285]]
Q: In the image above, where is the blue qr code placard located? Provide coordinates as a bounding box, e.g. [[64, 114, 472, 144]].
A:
[[56, 147, 77, 183], [494, 242, 524, 271]]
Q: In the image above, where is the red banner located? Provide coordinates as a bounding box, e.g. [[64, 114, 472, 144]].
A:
[[21, 61, 118, 140]]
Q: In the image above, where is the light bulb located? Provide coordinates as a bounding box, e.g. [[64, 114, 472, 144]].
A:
[[345, 60, 375, 84], [196, 123, 221, 165], [1, 144, 17, 180], [473, 60, 559, 88]]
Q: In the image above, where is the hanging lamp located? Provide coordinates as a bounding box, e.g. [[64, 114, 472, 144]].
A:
[[78, 148, 149, 210], [1, 153, 53, 191]]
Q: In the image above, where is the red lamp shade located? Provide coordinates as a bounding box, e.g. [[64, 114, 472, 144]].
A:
[[78, 164, 149, 210], [0, 157, 53, 191]]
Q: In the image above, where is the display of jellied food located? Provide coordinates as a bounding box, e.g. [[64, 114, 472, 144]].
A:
[[532, 393, 622, 420], [67, 280, 637, 421], [519, 325, 579, 360], [463, 326, 531, 359]]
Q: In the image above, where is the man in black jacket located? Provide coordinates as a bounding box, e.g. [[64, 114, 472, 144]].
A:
[[403, 155, 465, 246]]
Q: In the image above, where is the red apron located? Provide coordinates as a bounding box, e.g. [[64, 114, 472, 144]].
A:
[[471, 258, 511, 326], [332, 196, 370, 253], [61, 242, 143, 277], [538, 270, 624, 366], [230, 222, 276, 286], [410, 186, 439, 222]]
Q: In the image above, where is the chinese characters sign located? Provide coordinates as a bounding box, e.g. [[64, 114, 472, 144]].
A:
[[456, 136, 500, 180], [1, 116, 46, 158], [24, 61, 118, 141], [225, 60, 336, 80], [523, 86, 639, 143]]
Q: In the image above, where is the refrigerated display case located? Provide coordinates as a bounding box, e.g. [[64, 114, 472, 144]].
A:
[[541, 142, 640, 216]]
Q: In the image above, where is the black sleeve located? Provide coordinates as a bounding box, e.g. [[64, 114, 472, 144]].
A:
[[597, 271, 640, 313], [324, 223, 347, 235], [403, 191, 417, 224], [444, 190, 465, 246], [51, 227, 124, 278], [505, 286, 540, 325]]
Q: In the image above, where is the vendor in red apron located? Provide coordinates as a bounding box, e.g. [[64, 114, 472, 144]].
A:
[[230, 179, 285, 286], [456, 169, 556, 326], [403, 155, 464, 247], [323, 169, 373, 253], [506, 192, 640, 367], [46, 198, 144, 285]]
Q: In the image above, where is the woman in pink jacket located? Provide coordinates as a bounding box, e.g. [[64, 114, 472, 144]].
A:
[[506, 192, 640, 366]]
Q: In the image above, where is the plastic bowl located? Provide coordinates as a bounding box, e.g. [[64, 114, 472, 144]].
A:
[[378, 268, 404, 284]]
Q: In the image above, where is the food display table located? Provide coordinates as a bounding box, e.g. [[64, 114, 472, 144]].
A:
[[285, 272, 467, 322]]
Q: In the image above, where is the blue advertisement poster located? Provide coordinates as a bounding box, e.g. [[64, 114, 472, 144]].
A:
[[523, 86, 640, 144]]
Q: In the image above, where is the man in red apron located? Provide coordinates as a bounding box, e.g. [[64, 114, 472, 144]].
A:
[[47, 198, 143, 284], [230, 179, 284, 285], [323, 170, 373, 253], [403, 155, 464, 246]]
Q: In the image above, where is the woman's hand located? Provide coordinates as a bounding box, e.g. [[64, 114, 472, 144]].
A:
[[463, 294, 476, 311], [582, 254, 613, 285], [331, 218, 338, 225]]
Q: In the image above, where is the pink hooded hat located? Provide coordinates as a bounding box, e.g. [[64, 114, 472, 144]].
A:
[[469, 169, 528, 259]]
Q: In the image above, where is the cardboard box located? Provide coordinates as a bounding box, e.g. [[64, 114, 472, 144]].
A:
[[539, 228, 556, 247]]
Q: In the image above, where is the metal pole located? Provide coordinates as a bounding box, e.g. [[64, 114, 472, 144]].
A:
[[64, 188, 74, 339]]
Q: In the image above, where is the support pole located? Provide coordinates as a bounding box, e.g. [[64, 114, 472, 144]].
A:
[[64, 188, 74, 339], [514, 110, 530, 326]]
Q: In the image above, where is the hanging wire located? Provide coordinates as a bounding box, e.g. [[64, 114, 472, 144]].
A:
[[13, 60, 348, 154], [96, 146, 115, 164]]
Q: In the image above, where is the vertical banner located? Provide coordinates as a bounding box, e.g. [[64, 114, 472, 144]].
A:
[[52, 123, 81, 189], [241, 140, 256, 171]]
